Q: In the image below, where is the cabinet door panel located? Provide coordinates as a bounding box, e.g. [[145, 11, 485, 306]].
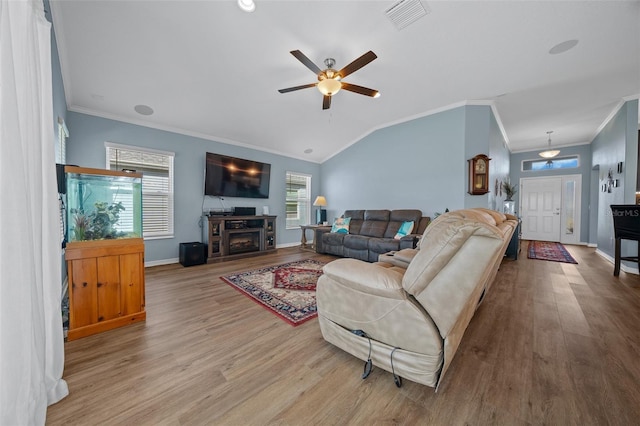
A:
[[97, 255, 121, 321], [70, 258, 98, 328], [120, 253, 143, 314]]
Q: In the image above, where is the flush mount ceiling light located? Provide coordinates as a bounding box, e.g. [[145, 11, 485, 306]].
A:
[[538, 131, 560, 159], [237, 0, 255, 13]]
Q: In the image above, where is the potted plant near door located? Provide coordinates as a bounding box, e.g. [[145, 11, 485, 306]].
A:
[[502, 180, 517, 215]]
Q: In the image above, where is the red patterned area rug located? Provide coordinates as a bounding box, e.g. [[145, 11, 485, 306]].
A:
[[527, 241, 578, 264], [221, 259, 326, 326]]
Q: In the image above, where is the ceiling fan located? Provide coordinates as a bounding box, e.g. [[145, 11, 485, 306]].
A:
[[278, 50, 380, 110]]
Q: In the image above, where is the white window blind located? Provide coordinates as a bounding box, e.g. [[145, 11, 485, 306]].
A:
[[57, 118, 68, 243], [285, 172, 311, 229], [56, 117, 68, 164], [106, 143, 174, 239]]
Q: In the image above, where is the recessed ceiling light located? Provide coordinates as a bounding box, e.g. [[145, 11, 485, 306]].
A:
[[237, 0, 255, 13], [304, 148, 313, 154], [549, 39, 579, 55], [134, 104, 154, 116]]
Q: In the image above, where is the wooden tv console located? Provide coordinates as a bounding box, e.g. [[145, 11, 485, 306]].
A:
[[203, 215, 276, 260]]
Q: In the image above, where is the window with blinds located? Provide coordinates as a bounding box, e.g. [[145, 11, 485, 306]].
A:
[[285, 172, 311, 229], [106, 143, 174, 239], [56, 118, 68, 164], [57, 118, 68, 243]]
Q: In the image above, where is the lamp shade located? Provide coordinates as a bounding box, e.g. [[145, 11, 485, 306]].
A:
[[313, 196, 327, 207], [538, 130, 559, 158], [538, 149, 560, 159]]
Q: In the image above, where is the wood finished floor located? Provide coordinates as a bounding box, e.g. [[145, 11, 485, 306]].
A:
[[46, 244, 640, 425]]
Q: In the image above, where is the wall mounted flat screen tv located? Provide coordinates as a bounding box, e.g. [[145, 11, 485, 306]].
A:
[[204, 152, 271, 199]]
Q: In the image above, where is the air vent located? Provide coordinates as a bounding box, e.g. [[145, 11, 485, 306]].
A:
[[385, 0, 430, 30]]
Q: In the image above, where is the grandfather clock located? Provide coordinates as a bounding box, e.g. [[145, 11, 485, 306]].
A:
[[468, 154, 490, 195]]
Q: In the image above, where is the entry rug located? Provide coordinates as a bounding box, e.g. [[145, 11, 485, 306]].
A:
[[221, 259, 326, 326], [527, 241, 578, 264]]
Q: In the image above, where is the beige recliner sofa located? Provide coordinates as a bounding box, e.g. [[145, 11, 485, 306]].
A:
[[316, 208, 517, 389]]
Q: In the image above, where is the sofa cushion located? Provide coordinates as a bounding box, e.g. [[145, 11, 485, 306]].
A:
[[331, 217, 351, 234], [343, 234, 370, 250], [368, 237, 401, 255], [323, 232, 346, 246], [384, 210, 423, 238], [359, 210, 390, 237], [390, 209, 422, 223], [394, 221, 415, 240], [344, 210, 364, 235]]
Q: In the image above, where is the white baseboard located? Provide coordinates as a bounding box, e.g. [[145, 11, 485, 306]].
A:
[[277, 241, 301, 248], [143, 242, 304, 267], [145, 258, 179, 267], [595, 249, 639, 275]]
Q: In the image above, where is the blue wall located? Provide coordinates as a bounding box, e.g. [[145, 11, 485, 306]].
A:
[[462, 106, 510, 210], [510, 143, 593, 243], [67, 104, 512, 263], [488, 110, 511, 211], [591, 100, 639, 262], [65, 112, 321, 263], [319, 105, 509, 221]]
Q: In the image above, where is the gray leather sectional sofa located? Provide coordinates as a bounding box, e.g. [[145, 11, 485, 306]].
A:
[[316, 209, 430, 262]]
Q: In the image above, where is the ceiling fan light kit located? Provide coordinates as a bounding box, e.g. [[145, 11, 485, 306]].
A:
[[538, 130, 560, 158], [317, 78, 342, 96], [279, 50, 380, 110]]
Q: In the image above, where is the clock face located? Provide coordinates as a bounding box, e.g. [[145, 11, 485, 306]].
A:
[[475, 159, 486, 174]]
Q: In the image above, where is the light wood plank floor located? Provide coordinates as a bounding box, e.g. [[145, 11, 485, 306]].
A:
[[47, 244, 640, 425]]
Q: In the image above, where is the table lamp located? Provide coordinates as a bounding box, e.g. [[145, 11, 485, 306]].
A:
[[313, 196, 327, 225]]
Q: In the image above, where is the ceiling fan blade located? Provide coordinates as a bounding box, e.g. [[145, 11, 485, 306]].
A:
[[290, 50, 323, 75], [338, 51, 377, 79], [341, 82, 379, 97], [278, 83, 317, 93], [322, 95, 331, 110]]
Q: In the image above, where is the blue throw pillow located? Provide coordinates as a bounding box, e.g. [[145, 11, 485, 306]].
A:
[[394, 221, 415, 240], [331, 217, 351, 234]]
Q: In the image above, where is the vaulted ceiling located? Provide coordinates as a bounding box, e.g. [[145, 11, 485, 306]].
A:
[[50, 0, 640, 163]]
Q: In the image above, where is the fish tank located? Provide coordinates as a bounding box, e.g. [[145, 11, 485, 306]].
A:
[[65, 166, 142, 242]]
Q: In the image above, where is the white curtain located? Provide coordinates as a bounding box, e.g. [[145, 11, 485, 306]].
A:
[[0, 0, 69, 424]]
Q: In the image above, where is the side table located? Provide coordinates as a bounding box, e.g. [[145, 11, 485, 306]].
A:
[[300, 225, 331, 251]]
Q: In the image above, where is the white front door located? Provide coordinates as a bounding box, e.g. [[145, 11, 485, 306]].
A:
[[520, 175, 582, 243], [521, 177, 562, 242]]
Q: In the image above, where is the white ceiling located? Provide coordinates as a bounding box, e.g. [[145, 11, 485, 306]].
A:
[[50, 0, 640, 163]]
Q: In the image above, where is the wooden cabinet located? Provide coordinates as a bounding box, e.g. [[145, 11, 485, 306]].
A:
[[207, 218, 223, 258], [204, 215, 277, 260], [265, 216, 276, 251], [66, 238, 145, 340]]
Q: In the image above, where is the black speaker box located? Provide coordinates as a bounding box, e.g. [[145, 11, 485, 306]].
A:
[[179, 242, 207, 267], [316, 209, 327, 225], [233, 207, 256, 216], [56, 163, 66, 194]]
